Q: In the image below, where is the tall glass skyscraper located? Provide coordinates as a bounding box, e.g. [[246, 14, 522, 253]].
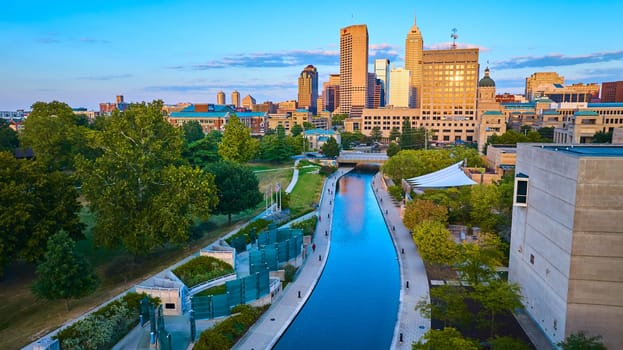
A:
[[374, 58, 390, 107]]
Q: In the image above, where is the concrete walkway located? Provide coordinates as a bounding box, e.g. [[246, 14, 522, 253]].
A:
[[372, 172, 431, 348], [233, 168, 349, 350]]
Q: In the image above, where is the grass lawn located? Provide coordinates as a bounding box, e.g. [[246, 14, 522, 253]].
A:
[[0, 160, 313, 349], [288, 165, 324, 217]]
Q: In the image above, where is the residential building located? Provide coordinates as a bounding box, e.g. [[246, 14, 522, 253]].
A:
[[298, 65, 318, 114], [405, 15, 423, 108], [216, 91, 226, 105], [231, 90, 241, 108], [374, 58, 390, 106], [389, 67, 411, 107], [339, 24, 368, 117], [509, 144, 623, 350], [525, 72, 564, 101], [601, 81, 623, 102]]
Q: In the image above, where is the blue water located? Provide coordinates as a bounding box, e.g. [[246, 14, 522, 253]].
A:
[[274, 172, 400, 350]]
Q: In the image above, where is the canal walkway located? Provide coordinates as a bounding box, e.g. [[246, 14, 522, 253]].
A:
[[233, 170, 430, 349]]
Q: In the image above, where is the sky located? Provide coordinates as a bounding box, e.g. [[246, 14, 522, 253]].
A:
[[2, 0, 623, 111]]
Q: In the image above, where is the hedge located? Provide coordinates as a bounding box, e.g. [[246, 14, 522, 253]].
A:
[[172, 256, 234, 288], [194, 304, 269, 350]]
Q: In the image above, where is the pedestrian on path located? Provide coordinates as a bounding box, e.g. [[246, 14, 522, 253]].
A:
[[312, 243, 316, 252]]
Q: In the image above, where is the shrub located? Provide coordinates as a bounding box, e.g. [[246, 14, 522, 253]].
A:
[[290, 216, 318, 236], [388, 185, 404, 201], [226, 219, 271, 245], [172, 256, 234, 288], [194, 305, 269, 350], [196, 284, 227, 297], [284, 264, 297, 283], [319, 165, 336, 176]]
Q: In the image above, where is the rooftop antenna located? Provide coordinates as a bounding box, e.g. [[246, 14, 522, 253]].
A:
[[450, 28, 459, 49]]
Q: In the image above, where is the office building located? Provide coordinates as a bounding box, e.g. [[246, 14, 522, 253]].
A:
[[99, 95, 129, 114], [242, 95, 256, 110], [322, 74, 340, 112], [389, 68, 411, 107], [231, 90, 241, 108], [216, 91, 226, 105], [509, 144, 623, 350], [374, 58, 390, 106], [525, 72, 564, 101], [405, 15, 423, 107], [601, 81, 623, 102], [298, 65, 318, 114], [476, 68, 506, 152], [168, 104, 266, 136], [367, 72, 378, 109], [339, 24, 368, 117]]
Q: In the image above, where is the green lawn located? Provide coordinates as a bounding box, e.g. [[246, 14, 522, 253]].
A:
[[288, 167, 324, 217]]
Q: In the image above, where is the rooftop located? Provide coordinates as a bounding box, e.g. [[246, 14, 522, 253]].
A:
[[541, 145, 623, 157], [587, 103, 623, 108]]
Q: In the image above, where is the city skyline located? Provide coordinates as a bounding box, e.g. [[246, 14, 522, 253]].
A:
[[2, 0, 623, 110]]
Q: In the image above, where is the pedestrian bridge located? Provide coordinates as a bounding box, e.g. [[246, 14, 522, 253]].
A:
[[337, 151, 388, 166]]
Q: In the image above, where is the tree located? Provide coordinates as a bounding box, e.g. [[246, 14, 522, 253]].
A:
[[403, 199, 448, 230], [31, 230, 99, 310], [488, 336, 532, 350], [412, 220, 459, 266], [218, 114, 259, 163], [76, 101, 219, 255], [258, 125, 294, 161], [592, 130, 612, 144], [416, 285, 471, 328], [290, 123, 303, 137], [387, 142, 401, 157], [182, 120, 205, 144], [400, 119, 415, 149], [470, 184, 501, 232], [204, 161, 262, 225], [420, 186, 472, 225], [537, 127, 554, 141], [456, 232, 505, 286], [0, 152, 83, 276], [389, 127, 401, 143], [339, 131, 367, 149], [19, 101, 89, 170], [183, 130, 222, 167], [331, 113, 348, 125], [370, 126, 383, 142], [412, 327, 479, 350], [321, 136, 340, 158], [0, 119, 19, 152], [473, 280, 523, 338], [557, 331, 606, 350]]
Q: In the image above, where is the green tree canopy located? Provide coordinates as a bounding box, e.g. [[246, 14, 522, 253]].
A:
[[487, 129, 550, 147], [182, 120, 205, 144], [592, 130, 612, 144], [387, 142, 401, 157], [470, 184, 501, 232], [412, 220, 459, 266], [258, 125, 295, 161], [488, 336, 532, 350], [204, 161, 262, 224], [19, 101, 90, 170], [403, 199, 449, 231], [456, 232, 505, 286], [389, 127, 401, 143], [339, 131, 367, 149], [321, 136, 340, 158], [370, 126, 383, 142], [331, 113, 348, 125], [290, 123, 303, 137], [183, 130, 222, 167], [0, 119, 19, 152], [31, 230, 99, 310], [473, 280, 523, 338], [557, 331, 607, 350], [76, 101, 218, 255], [218, 114, 259, 163], [419, 187, 472, 225], [412, 327, 479, 350], [416, 285, 471, 329], [0, 152, 83, 276]]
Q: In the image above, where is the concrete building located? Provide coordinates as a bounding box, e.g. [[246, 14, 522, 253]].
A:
[[601, 81, 623, 102], [533, 82, 600, 104], [99, 94, 129, 114], [339, 24, 368, 117], [476, 68, 506, 152], [509, 144, 623, 349], [303, 128, 340, 150], [526, 72, 564, 101], [374, 58, 390, 106], [252, 101, 276, 114], [405, 15, 423, 108], [298, 65, 318, 114], [216, 91, 226, 105], [231, 90, 241, 108], [167, 104, 267, 136], [277, 100, 297, 114], [389, 67, 411, 107], [242, 95, 256, 110]]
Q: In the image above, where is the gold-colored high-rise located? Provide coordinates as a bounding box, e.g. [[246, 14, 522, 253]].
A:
[[405, 16, 423, 108], [216, 91, 226, 105], [298, 65, 318, 114], [339, 24, 368, 117]]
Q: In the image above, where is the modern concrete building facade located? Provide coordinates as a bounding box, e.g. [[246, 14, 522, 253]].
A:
[[405, 15, 423, 108], [339, 24, 368, 117], [509, 144, 623, 350], [298, 65, 318, 114], [389, 67, 411, 107], [374, 58, 390, 107]]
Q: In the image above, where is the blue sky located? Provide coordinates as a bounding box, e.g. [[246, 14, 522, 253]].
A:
[[2, 0, 622, 110]]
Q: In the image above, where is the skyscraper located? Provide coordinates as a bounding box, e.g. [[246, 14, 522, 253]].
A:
[[298, 65, 318, 114], [231, 90, 241, 108], [322, 74, 340, 112], [389, 68, 411, 107], [339, 24, 368, 117], [217, 91, 226, 105], [374, 58, 390, 107], [405, 15, 423, 108]]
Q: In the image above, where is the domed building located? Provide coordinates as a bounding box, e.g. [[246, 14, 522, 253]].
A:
[[476, 67, 506, 154], [478, 67, 496, 88]]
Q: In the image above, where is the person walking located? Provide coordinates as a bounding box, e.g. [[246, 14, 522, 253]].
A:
[[312, 243, 316, 252]]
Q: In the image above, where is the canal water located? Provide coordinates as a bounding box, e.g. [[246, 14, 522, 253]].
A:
[[274, 171, 400, 349]]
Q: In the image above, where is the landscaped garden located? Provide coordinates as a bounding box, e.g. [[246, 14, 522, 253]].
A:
[[172, 256, 234, 288]]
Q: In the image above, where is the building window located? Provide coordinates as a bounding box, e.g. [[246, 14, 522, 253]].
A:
[[165, 303, 176, 309], [530, 254, 534, 264], [514, 174, 529, 207]]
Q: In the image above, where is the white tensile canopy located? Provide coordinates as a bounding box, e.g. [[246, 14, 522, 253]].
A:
[[405, 161, 477, 188]]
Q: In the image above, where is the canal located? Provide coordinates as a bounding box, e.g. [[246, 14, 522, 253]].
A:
[[274, 171, 400, 349]]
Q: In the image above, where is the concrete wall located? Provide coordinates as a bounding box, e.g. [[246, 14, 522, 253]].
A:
[[135, 286, 183, 316], [200, 249, 235, 268]]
